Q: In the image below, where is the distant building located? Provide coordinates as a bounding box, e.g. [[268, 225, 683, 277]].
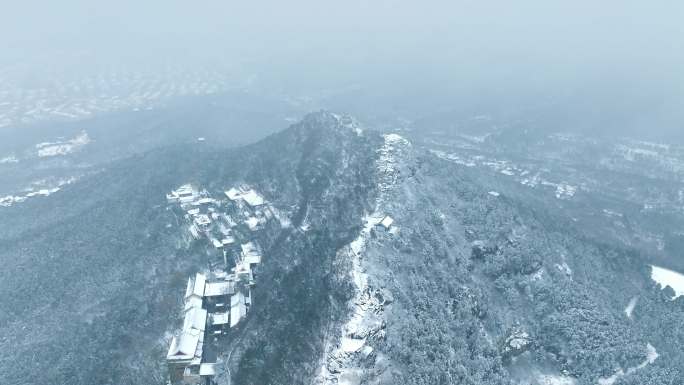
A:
[[167, 328, 204, 385], [204, 280, 235, 308], [193, 214, 212, 231], [225, 186, 267, 211], [167, 184, 197, 205], [167, 300, 206, 385], [234, 261, 253, 285], [193, 197, 216, 207], [241, 190, 265, 208], [167, 184, 269, 384], [240, 242, 262, 267]]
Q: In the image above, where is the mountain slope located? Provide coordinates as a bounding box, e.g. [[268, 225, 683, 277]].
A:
[[314, 124, 684, 385], [0, 111, 378, 385], [1, 111, 683, 385]]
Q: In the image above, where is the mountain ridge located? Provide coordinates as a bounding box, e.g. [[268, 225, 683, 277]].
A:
[[1, 111, 684, 385]]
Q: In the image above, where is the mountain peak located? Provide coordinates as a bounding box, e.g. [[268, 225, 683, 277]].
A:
[[297, 110, 364, 137]]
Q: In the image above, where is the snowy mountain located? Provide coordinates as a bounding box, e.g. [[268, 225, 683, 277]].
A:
[[1, 111, 683, 385]]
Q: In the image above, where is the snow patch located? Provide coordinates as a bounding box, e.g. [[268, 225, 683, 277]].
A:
[[0, 156, 18, 164], [0, 176, 78, 208], [270, 208, 292, 229], [318, 213, 383, 382], [332, 113, 363, 136], [318, 133, 407, 384], [624, 297, 638, 318], [376, 133, 411, 196], [338, 370, 362, 385], [341, 337, 366, 353], [555, 183, 577, 199], [650, 265, 684, 299], [36, 131, 90, 157], [430, 149, 477, 167]]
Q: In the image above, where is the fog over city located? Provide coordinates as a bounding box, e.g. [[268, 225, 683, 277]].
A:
[[2, 1, 683, 140]]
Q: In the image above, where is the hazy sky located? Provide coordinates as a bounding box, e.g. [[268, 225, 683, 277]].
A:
[[5, 1, 683, 65], [2, 1, 683, 138]]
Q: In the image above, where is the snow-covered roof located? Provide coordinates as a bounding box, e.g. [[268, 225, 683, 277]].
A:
[[193, 332, 205, 364], [241, 242, 255, 253], [194, 214, 211, 226], [167, 328, 202, 361], [204, 281, 234, 297], [240, 242, 261, 263], [184, 296, 203, 312], [341, 337, 366, 353], [185, 276, 195, 298], [199, 363, 217, 376], [224, 187, 241, 201], [224, 186, 266, 207], [231, 291, 245, 306], [210, 312, 230, 326], [167, 184, 196, 204], [245, 216, 260, 231], [185, 273, 206, 299], [244, 254, 261, 265], [196, 197, 215, 205], [179, 195, 196, 204], [241, 190, 265, 207], [380, 216, 394, 229], [235, 261, 252, 281], [213, 270, 228, 279], [194, 273, 206, 297], [183, 306, 207, 332], [176, 184, 194, 195], [367, 214, 384, 227], [230, 292, 247, 328]]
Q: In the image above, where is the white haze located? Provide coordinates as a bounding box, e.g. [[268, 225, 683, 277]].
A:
[[1, 0, 683, 140]]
